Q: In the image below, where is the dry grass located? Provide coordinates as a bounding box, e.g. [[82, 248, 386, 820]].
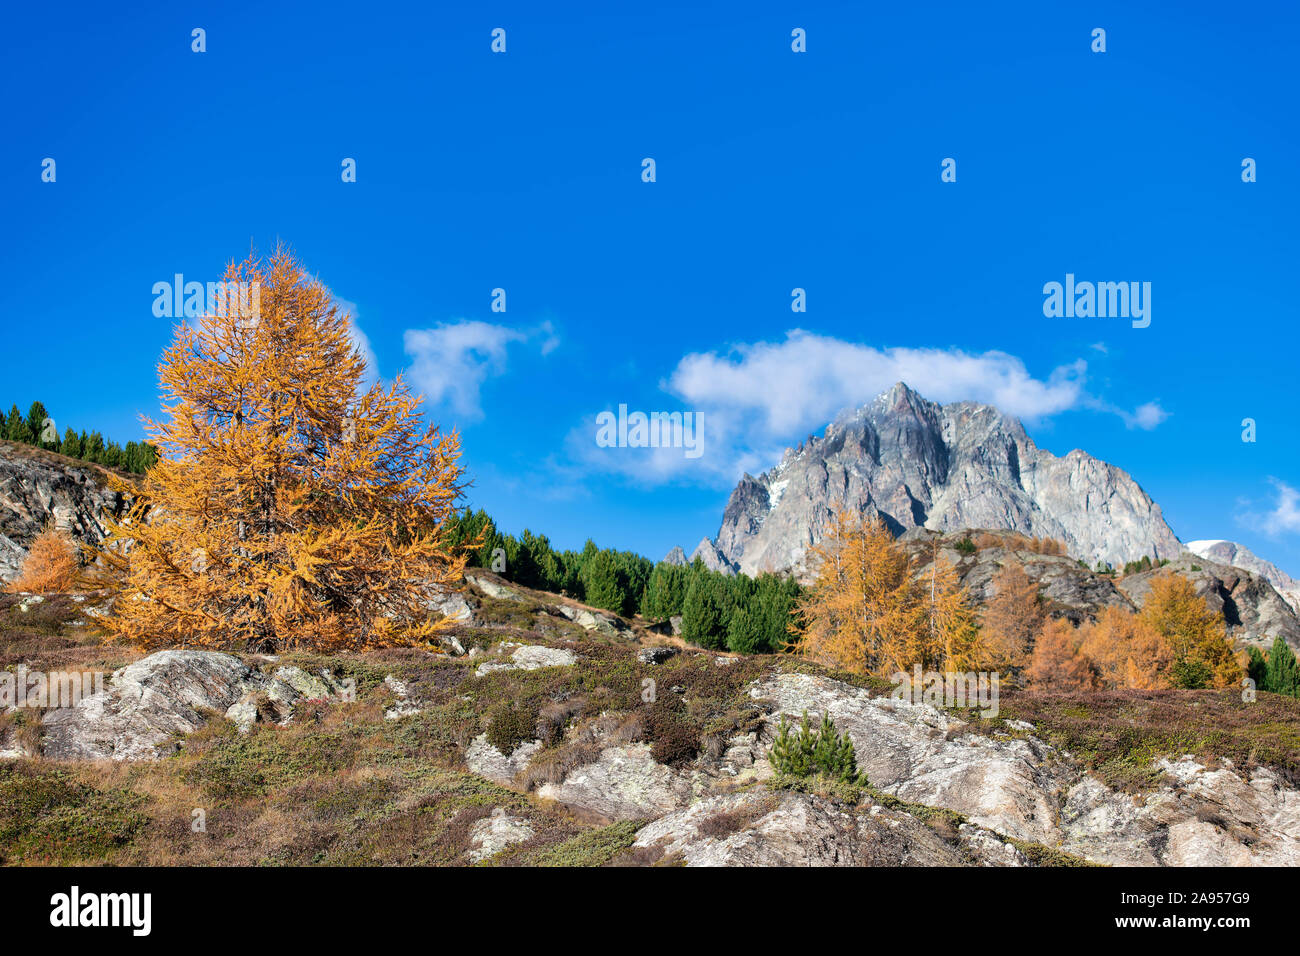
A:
[[3, 585, 1299, 865]]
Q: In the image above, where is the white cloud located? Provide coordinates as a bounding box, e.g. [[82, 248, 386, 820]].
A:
[[1242, 479, 1300, 537], [665, 330, 1087, 433], [569, 330, 1170, 488], [1122, 401, 1169, 431], [403, 320, 526, 421], [331, 296, 380, 390]]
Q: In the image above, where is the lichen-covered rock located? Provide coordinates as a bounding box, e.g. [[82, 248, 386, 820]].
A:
[[633, 789, 975, 866], [474, 643, 577, 677], [43, 651, 259, 761], [467, 808, 535, 863], [636, 646, 678, 665], [1061, 757, 1300, 866], [537, 744, 695, 821], [555, 605, 624, 636], [465, 734, 542, 785], [746, 671, 1300, 865], [41, 650, 346, 760], [427, 588, 474, 623]]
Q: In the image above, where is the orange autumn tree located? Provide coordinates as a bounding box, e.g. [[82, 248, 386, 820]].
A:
[[8, 524, 80, 593], [102, 247, 468, 652], [980, 562, 1047, 676], [1137, 573, 1241, 688], [1078, 605, 1174, 689], [1026, 617, 1098, 692], [792, 512, 985, 675]]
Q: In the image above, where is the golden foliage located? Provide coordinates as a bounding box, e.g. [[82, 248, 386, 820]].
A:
[[1026, 617, 1098, 692], [1138, 573, 1242, 688], [1078, 605, 1174, 690], [979, 562, 1046, 672], [971, 532, 1067, 555], [101, 247, 468, 652], [7, 525, 80, 593], [792, 512, 987, 675]]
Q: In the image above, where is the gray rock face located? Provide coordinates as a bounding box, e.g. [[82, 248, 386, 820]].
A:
[[708, 382, 1184, 577], [742, 672, 1300, 865], [40, 650, 346, 761], [662, 546, 688, 567], [0, 443, 132, 581], [1186, 540, 1300, 614], [690, 537, 737, 575], [536, 743, 697, 821]]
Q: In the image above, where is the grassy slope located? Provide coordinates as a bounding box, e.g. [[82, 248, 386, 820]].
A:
[[2, 585, 1298, 866]]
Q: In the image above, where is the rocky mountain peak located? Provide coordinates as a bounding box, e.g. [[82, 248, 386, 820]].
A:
[[697, 384, 1185, 578]]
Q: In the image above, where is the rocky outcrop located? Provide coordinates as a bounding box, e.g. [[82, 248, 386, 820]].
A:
[[739, 672, 1300, 865], [703, 383, 1184, 577], [467, 808, 535, 863], [902, 529, 1300, 649], [631, 789, 1030, 866], [536, 744, 697, 821], [903, 530, 1133, 624], [473, 642, 577, 677], [0, 442, 133, 581], [465, 734, 542, 785], [555, 605, 625, 636], [1186, 540, 1300, 614], [1117, 554, 1300, 650], [40, 650, 347, 761]]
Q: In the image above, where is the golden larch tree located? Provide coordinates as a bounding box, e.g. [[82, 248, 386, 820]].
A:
[[913, 541, 987, 672], [979, 562, 1047, 674], [102, 247, 468, 652], [1078, 605, 1173, 689], [792, 513, 985, 675], [1137, 573, 1241, 688], [1026, 617, 1098, 692]]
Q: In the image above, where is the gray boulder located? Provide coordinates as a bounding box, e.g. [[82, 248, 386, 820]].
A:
[[41, 650, 346, 761]]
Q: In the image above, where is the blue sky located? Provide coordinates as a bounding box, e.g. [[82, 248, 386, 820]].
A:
[[3, 1, 1299, 573]]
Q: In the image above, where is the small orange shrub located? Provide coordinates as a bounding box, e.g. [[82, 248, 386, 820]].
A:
[[8, 526, 80, 593]]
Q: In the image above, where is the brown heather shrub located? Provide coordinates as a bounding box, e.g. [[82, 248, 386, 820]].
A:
[[646, 704, 700, 766], [535, 696, 587, 747], [696, 794, 780, 840], [486, 702, 539, 755]]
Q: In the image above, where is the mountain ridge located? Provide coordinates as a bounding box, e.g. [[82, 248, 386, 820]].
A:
[[691, 382, 1185, 577]]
